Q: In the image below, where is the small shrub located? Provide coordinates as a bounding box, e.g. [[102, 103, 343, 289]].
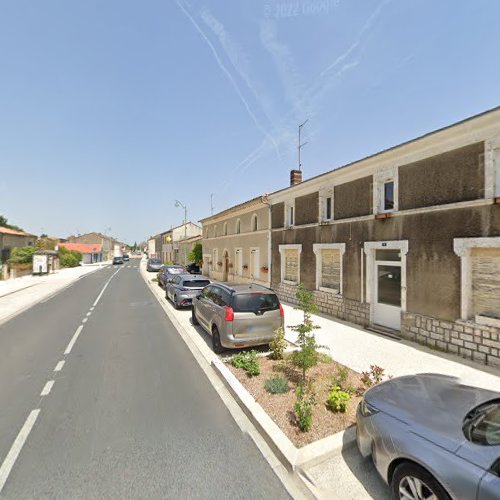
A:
[[294, 383, 316, 432], [327, 386, 351, 413], [230, 350, 260, 377], [361, 365, 387, 389], [264, 376, 289, 394], [332, 365, 349, 389], [345, 385, 356, 395], [7, 246, 36, 265], [269, 326, 286, 360], [318, 352, 333, 364]]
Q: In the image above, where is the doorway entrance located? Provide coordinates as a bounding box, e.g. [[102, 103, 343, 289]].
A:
[[223, 251, 229, 282], [364, 241, 408, 331]]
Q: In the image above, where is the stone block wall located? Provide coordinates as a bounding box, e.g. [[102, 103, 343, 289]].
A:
[[402, 312, 500, 367], [274, 283, 370, 327]]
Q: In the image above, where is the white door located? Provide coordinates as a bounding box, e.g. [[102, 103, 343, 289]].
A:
[[250, 249, 260, 281], [373, 250, 402, 330]]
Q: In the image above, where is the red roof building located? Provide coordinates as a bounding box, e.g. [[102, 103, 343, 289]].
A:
[[58, 242, 103, 264]]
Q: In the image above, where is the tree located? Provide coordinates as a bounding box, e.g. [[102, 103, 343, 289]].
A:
[[0, 214, 23, 232], [58, 246, 82, 268], [7, 246, 36, 265], [187, 242, 202, 265]]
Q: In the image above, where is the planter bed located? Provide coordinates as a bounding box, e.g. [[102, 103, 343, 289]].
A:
[[227, 353, 363, 447]]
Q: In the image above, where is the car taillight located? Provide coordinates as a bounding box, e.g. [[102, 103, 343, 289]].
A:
[[224, 306, 234, 322], [279, 304, 284, 317]]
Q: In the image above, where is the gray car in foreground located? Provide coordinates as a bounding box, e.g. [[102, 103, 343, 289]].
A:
[[356, 373, 500, 500], [166, 274, 211, 309], [191, 283, 284, 353]]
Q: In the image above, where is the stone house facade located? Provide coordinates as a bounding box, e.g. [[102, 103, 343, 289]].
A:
[[200, 196, 271, 286], [0, 227, 37, 263], [269, 107, 500, 367], [67, 232, 116, 261], [159, 222, 202, 265]]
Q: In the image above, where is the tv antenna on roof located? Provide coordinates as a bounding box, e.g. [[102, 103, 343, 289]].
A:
[[298, 119, 308, 171]]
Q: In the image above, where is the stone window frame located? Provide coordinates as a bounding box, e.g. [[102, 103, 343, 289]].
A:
[[234, 247, 243, 276], [236, 219, 241, 234], [319, 187, 334, 223], [223, 222, 228, 236], [252, 213, 258, 232], [278, 244, 302, 285], [453, 236, 500, 324], [212, 248, 218, 273], [373, 167, 399, 214], [284, 200, 295, 228], [313, 243, 345, 294]]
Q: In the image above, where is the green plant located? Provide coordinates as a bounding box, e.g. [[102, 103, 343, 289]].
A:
[[230, 350, 260, 377], [294, 382, 316, 432], [332, 365, 349, 389], [264, 376, 289, 394], [361, 365, 386, 389], [58, 246, 82, 268], [187, 242, 202, 265], [290, 284, 324, 385], [327, 386, 351, 413], [345, 385, 356, 395], [269, 326, 286, 360], [7, 246, 36, 265], [318, 352, 333, 364]]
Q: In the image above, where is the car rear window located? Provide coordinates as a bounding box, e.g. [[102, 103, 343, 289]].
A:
[[150, 259, 161, 264], [183, 280, 210, 288], [169, 268, 185, 274], [232, 293, 280, 313]]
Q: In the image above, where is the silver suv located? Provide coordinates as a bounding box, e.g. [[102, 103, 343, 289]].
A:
[[191, 283, 284, 353]]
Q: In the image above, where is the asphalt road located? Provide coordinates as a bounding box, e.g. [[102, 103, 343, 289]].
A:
[[0, 261, 289, 499]]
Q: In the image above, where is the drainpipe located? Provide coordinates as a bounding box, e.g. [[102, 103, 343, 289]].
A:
[[261, 194, 272, 288]]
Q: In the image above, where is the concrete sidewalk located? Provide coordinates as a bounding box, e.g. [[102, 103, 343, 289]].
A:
[[282, 304, 500, 391], [0, 264, 109, 325]]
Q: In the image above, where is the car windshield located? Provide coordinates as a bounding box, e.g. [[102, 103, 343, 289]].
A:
[[232, 293, 280, 313], [150, 259, 161, 264], [182, 280, 210, 288], [464, 401, 500, 446], [168, 268, 185, 274]]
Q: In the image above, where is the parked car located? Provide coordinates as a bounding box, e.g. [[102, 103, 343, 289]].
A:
[[123, 254, 130, 261], [157, 265, 187, 288], [166, 275, 211, 309], [185, 262, 200, 274], [146, 258, 163, 272], [112, 256, 123, 265], [356, 373, 500, 500], [192, 283, 284, 353]]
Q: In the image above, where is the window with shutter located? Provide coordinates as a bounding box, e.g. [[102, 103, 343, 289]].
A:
[[320, 249, 341, 290], [284, 249, 299, 283], [471, 248, 500, 320]]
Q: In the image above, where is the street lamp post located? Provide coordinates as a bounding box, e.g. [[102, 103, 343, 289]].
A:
[[174, 200, 188, 265]]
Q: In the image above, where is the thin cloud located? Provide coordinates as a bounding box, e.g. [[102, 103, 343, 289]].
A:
[[174, 0, 282, 160]]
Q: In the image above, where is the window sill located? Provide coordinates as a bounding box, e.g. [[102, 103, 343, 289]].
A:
[[375, 212, 394, 220], [283, 280, 299, 286], [318, 287, 340, 294], [475, 315, 500, 328]]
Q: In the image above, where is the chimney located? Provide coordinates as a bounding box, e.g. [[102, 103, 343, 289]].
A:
[[290, 169, 302, 186]]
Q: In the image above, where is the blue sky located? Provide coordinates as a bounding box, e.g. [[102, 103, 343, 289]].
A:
[[1, 0, 499, 244]]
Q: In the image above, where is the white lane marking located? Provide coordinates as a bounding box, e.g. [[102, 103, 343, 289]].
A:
[[0, 409, 40, 494], [82, 318, 88, 324], [64, 325, 83, 355], [90, 306, 95, 311], [92, 268, 121, 307], [54, 360, 65, 372], [40, 380, 54, 397], [86, 311, 92, 317]]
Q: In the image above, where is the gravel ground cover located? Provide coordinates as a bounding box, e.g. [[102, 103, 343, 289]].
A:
[[228, 353, 363, 447]]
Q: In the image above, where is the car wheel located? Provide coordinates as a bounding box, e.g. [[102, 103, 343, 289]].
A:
[[392, 463, 450, 500], [211, 326, 223, 354], [191, 307, 199, 325]]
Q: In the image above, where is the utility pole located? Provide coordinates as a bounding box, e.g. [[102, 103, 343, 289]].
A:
[[298, 119, 309, 171], [175, 200, 188, 265]]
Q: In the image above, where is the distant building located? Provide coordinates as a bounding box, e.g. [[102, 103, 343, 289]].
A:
[[159, 222, 202, 265], [67, 232, 115, 261], [0, 227, 37, 263], [58, 242, 103, 264]]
